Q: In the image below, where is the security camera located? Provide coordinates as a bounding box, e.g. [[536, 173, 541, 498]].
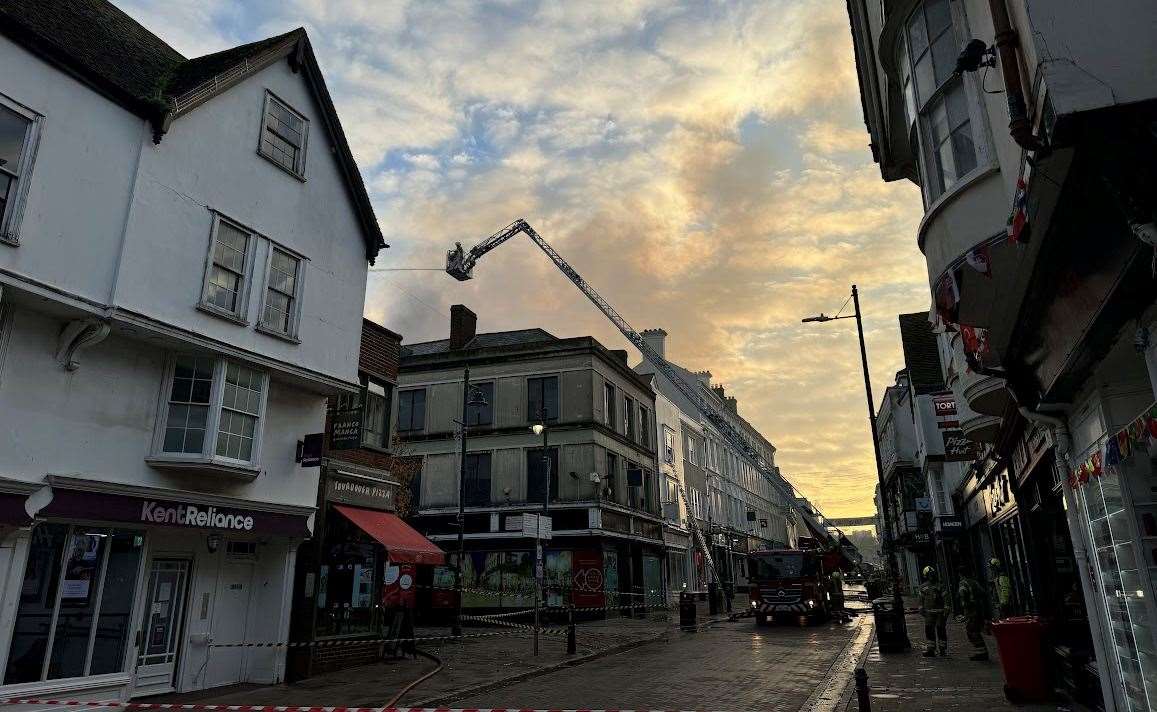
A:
[[955, 39, 995, 74]]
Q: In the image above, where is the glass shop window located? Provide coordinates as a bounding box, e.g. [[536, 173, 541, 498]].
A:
[[5, 524, 144, 683], [315, 508, 382, 638]]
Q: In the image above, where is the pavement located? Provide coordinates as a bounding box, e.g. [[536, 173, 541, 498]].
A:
[[151, 590, 1071, 712], [153, 612, 678, 708], [842, 609, 1058, 712]]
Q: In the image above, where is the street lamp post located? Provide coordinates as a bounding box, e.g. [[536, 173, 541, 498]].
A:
[[802, 283, 909, 648], [453, 366, 488, 638], [531, 414, 550, 656]]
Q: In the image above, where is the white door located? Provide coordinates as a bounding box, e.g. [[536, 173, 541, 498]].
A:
[[204, 562, 253, 689], [133, 559, 191, 697]]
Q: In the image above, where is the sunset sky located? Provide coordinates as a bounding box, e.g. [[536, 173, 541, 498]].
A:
[[120, 0, 929, 518]]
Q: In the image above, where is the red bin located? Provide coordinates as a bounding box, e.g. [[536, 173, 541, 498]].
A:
[[991, 616, 1049, 702]]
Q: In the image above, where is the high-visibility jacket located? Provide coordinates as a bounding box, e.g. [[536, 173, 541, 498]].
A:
[[995, 574, 1011, 605], [958, 576, 986, 618], [919, 580, 946, 615]]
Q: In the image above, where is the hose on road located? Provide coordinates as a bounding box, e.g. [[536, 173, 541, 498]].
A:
[[383, 648, 444, 708]]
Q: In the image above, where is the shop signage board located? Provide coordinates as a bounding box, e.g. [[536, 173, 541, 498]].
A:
[[934, 394, 959, 429], [943, 430, 981, 461], [505, 512, 552, 539], [41, 489, 311, 537], [325, 475, 396, 510], [330, 407, 363, 450], [936, 516, 964, 537]]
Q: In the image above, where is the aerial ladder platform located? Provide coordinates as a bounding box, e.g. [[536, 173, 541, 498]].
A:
[[445, 220, 834, 560]]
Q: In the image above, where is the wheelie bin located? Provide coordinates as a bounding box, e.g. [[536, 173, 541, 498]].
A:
[[991, 616, 1049, 702], [872, 596, 908, 652], [679, 591, 697, 629]]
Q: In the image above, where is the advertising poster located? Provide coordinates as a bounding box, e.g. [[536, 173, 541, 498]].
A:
[[572, 549, 605, 609], [61, 533, 102, 603], [381, 563, 416, 608]]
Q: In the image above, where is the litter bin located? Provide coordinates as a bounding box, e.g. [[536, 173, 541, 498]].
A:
[[991, 616, 1048, 702], [679, 591, 697, 628], [872, 597, 908, 653]]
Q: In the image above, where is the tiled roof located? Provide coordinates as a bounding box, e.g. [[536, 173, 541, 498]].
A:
[[898, 312, 945, 394], [401, 329, 557, 357], [0, 0, 183, 111]]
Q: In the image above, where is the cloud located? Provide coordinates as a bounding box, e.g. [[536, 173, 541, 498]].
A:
[[119, 0, 930, 518]]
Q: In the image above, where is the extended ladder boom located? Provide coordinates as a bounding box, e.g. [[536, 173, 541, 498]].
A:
[[446, 219, 804, 515]]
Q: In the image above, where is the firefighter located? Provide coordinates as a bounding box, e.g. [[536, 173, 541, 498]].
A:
[[990, 557, 1012, 618], [919, 565, 948, 657], [957, 564, 989, 661]]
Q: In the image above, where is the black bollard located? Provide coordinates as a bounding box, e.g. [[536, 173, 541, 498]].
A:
[[566, 607, 576, 655], [855, 668, 871, 712]]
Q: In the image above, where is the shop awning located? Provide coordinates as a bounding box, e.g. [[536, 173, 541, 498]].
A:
[[333, 505, 445, 565]]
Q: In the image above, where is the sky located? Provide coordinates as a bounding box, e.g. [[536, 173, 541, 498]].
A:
[[117, 0, 929, 518]]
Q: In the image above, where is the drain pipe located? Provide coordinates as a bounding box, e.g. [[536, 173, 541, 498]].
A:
[[1016, 404, 1117, 712], [988, 0, 1046, 152]]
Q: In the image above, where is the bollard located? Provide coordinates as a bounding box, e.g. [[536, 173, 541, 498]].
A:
[[566, 607, 576, 655], [855, 667, 871, 712]]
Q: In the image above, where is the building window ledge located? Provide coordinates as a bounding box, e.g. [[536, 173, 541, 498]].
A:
[[196, 302, 250, 327], [146, 456, 261, 481], [255, 322, 301, 344]]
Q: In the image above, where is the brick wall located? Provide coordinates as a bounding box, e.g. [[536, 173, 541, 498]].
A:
[[360, 318, 401, 383]]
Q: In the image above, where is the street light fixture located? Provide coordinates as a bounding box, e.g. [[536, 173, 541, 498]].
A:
[[452, 366, 489, 637], [801, 284, 910, 649], [530, 411, 550, 656]]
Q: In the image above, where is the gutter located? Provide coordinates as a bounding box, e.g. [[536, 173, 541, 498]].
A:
[[988, 0, 1047, 152]]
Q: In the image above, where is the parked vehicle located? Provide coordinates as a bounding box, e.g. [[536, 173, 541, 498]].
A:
[[747, 549, 833, 625]]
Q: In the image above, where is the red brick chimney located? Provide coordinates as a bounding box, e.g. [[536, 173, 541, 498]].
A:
[[449, 304, 477, 350]]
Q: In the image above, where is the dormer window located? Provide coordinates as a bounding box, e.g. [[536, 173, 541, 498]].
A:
[[259, 92, 308, 178]]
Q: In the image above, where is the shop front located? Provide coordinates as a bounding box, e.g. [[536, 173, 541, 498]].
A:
[[1067, 397, 1157, 711], [288, 464, 443, 680], [0, 478, 312, 701]]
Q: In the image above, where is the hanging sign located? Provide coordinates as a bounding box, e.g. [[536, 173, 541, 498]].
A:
[[330, 407, 363, 450]]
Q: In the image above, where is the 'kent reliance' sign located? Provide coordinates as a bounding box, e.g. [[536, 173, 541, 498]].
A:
[[140, 501, 254, 530]]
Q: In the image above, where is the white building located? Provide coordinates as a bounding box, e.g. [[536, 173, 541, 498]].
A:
[[848, 0, 1157, 708], [0, 0, 382, 701], [636, 328, 795, 595]]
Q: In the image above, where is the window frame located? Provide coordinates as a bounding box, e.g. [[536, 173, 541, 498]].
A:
[[467, 381, 495, 427], [623, 396, 636, 440], [396, 388, 427, 433], [464, 451, 492, 507], [638, 405, 650, 449], [151, 355, 269, 468], [257, 91, 310, 180], [526, 375, 559, 422], [603, 382, 616, 428], [361, 377, 393, 448], [896, 0, 982, 202], [256, 242, 307, 342], [0, 94, 42, 245], [662, 427, 676, 464], [199, 213, 257, 324]]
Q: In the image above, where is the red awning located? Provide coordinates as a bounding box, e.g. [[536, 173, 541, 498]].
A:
[[333, 505, 445, 565]]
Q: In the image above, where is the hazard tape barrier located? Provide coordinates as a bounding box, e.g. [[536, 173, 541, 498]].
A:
[[417, 583, 651, 600], [0, 702, 714, 712], [206, 628, 528, 649]]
